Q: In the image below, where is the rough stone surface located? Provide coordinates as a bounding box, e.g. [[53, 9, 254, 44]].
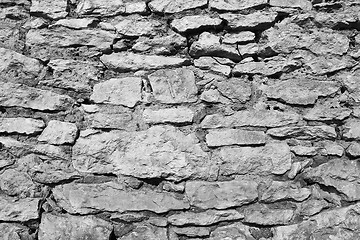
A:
[[75, 0, 126, 16], [149, 0, 207, 13], [269, 0, 312, 10], [0, 196, 40, 221], [38, 120, 78, 145], [260, 181, 311, 202], [114, 16, 163, 37], [143, 107, 194, 124], [220, 11, 278, 31], [267, 125, 337, 139], [343, 119, 360, 140], [209, 0, 268, 11], [30, 0, 68, 19], [243, 204, 295, 225], [206, 129, 266, 147], [0, 117, 44, 134], [171, 15, 222, 33]]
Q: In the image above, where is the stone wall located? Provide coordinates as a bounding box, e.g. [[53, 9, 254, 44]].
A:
[[1, 0, 360, 239]]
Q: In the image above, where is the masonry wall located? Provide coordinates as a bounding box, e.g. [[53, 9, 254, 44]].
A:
[[0, 0, 360, 239]]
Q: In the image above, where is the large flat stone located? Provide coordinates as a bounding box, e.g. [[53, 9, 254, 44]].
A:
[[220, 11, 277, 31], [194, 57, 232, 76], [339, 68, 360, 103], [304, 100, 352, 121], [269, 0, 312, 10], [114, 16, 163, 37], [0, 117, 44, 134], [201, 110, 300, 128], [53, 182, 190, 214], [76, 0, 125, 16], [209, 0, 267, 11], [260, 181, 311, 202], [0, 82, 74, 111], [243, 204, 295, 225], [149, 0, 207, 13], [38, 213, 112, 240], [38, 120, 78, 145], [89, 112, 135, 130], [51, 18, 96, 29], [209, 223, 254, 240], [143, 107, 194, 124], [171, 15, 222, 33], [267, 125, 337, 140], [206, 129, 266, 147], [0, 196, 40, 221], [100, 52, 191, 72], [30, 0, 67, 19], [72, 125, 211, 181], [0, 223, 33, 240], [185, 179, 258, 210]]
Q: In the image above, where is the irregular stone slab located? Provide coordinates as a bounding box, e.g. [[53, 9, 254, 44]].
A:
[[51, 18, 96, 29], [212, 76, 252, 103], [339, 68, 360, 103], [38, 213, 112, 240], [0, 47, 43, 82], [0, 118, 44, 135], [287, 160, 311, 179], [299, 199, 329, 217], [148, 68, 198, 104], [346, 142, 360, 157], [343, 119, 360, 140], [168, 209, 244, 226], [148, 0, 207, 13], [0, 196, 39, 221], [119, 224, 167, 240], [0, 82, 74, 111], [269, 0, 312, 10], [189, 32, 241, 62], [0, 223, 33, 240], [89, 112, 135, 130], [30, 0, 67, 19], [90, 77, 142, 108], [243, 204, 294, 225], [172, 226, 210, 237], [220, 11, 277, 31], [38, 120, 78, 145], [33, 144, 71, 160], [201, 110, 300, 128], [100, 52, 191, 72], [73, 125, 211, 181], [206, 129, 266, 147], [290, 145, 317, 156], [304, 159, 360, 201], [171, 15, 222, 33], [267, 126, 337, 140], [0, 168, 39, 197], [222, 32, 255, 44], [185, 179, 258, 210], [143, 107, 194, 124], [114, 16, 162, 37], [315, 141, 344, 157], [260, 181, 311, 202], [212, 142, 292, 176], [0, 20, 23, 52], [304, 100, 351, 121], [264, 79, 341, 105], [209, 223, 254, 240], [194, 57, 232, 76], [53, 182, 190, 214], [209, 0, 267, 11], [76, 0, 125, 16]]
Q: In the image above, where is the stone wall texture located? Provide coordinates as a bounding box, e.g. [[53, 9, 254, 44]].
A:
[[1, 0, 360, 239]]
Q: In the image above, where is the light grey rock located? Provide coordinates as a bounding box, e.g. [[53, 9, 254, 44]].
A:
[[304, 100, 351, 121], [185, 179, 258, 209], [339, 68, 360, 103], [100, 52, 191, 72], [287, 160, 311, 179], [124, 1, 147, 14], [38, 213, 112, 240], [0, 118, 44, 135], [171, 15, 222, 33], [114, 16, 163, 37], [0, 82, 74, 111], [33, 144, 71, 160], [343, 119, 360, 140], [89, 112, 135, 130], [209, 0, 267, 11], [30, 0, 68, 19], [172, 226, 210, 237], [194, 57, 232, 76], [119, 224, 168, 240], [148, 68, 198, 104], [260, 181, 311, 202], [243, 204, 294, 225], [143, 107, 194, 124], [76, 0, 125, 16], [347, 142, 360, 157], [0, 168, 39, 197], [220, 11, 277, 30], [201, 110, 300, 128], [222, 32, 255, 44], [38, 120, 78, 145], [267, 125, 337, 140], [299, 199, 329, 217], [168, 209, 244, 226], [0, 223, 33, 240], [290, 145, 317, 156], [269, 0, 312, 10], [315, 141, 344, 156], [0, 196, 40, 221], [149, 0, 207, 13], [304, 159, 360, 201], [206, 129, 266, 147], [51, 18, 96, 29], [53, 181, 190, 214], [209, 223, 254, 240], [90, 77, 142, 108]]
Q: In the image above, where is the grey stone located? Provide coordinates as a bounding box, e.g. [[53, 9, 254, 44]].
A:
[[287, 160, 311, 179], [339, 68, 360, 103], [143, 107, 194, 124], [304, 100, 352, 121], [220, 11, 278, 30], [172, 227, 210, 237], [299, 199, 329, 217], [171, 15, 222, 33], [53, 182, 190, 214], [51, 18, 96, 29], [0, 82, 74, 111], [100, 52, 191, 72], [260, 181, 311, 202], [76, 0, 125, 16], [243, 204, 294, 225], [124, 1, 147, 14], [347, 142, 360, 157], [0, 118, 44, 135], [0, 168, 39, 197], [30, 0, 68, 19], [290, 145, 317, 156], [222, 32, 255, 44], [185, 179, 258, 209], [90, 77, 142, 108], [0, 223, 33, 240], [119, 224, 168, 240], [315, 141, 344, 156], [304, 159, 360, 201], [267, 126, 337, 140], [201, 110, 300, 128], [89, 112, 135, 130], [209, 223, 254, 240], [38, 120, 78, 145], [149, 0, 207, 13], [33, 144, 71, 160], [209, 0, 267, 11], [114, 16, 163, 37], [206, 129, 266, 147], [194, 57, 232, 76], [269, 0, 312, 10], [342, 119, 360, 140], [0, 196, 40, 221]]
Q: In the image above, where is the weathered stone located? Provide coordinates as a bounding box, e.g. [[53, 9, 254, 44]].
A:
[[269, 0, 312, 10], [73, 125, 211, 181], [304, 159, 360, 201], [143, 107, 194, 124], [38, 213, 112, 240], [290, 145, 317, 156], [347, 142, 360, 157], [264, 79, 341, 105], [0, 196, 39, 221], [209, 223, 254, 240], [339, 68, 360, 103], [220, 11, 277, 30], [0, 20, 24, 52], [51, 18, 96, 29], [0, 47, 43, 82], [33, 144, 71, 160], [343, 119, 360, 140], [206, 129, 266, 147], [201, 110, 300, 128], [148, 68, 198, 104], [89, 112, 135, 130], [237, 43, 259, 56], [90, 78, 142, 108], [260, 181, 311, 202], [30, 0, 67, 19], [114, 16, 162, 37], [0, 118, 44, 135], [0, 168, 39, 197], [194, 57, 232, 76], [212, 142, 292, 176], [243, 204, 294, 225], [111, 212, 147, 223], [100, 52, 191, 72], [185, 179, 258, 210], [189, 32, 241, 62], [304, 100, 352, 121], [171, 15, 222, 33], [53, 182, 190, 214], [119, 224, 168, 240], [124, 1, 147, 14], [172, 227, 210, 237], [267, 126, 337, 140], [209, 0, 267, 11], [287, 160, 311, 179], [38, 120, 78, 145], [168, 209, 244, 226], [316, 141, 344, 156], [299, 199, 329, 217], [148, 0, 207, 13], [0, 82, 74, 111], [200, 88, 222, 103], [222, 32, 255, 44], [76, 0, 125, 16], [0, 223, 33, 240]]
